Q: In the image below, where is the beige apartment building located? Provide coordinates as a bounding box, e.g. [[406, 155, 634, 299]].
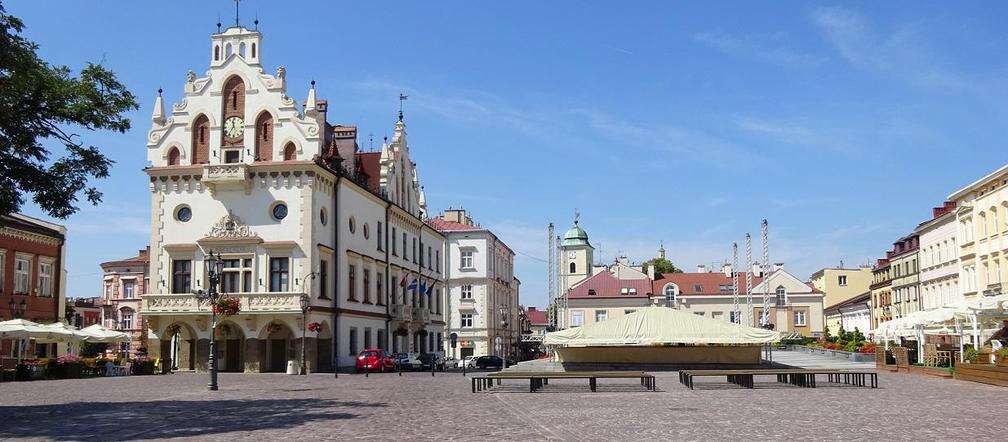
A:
[[948, 164, 1008, 303], [809, 267, 872, 314]]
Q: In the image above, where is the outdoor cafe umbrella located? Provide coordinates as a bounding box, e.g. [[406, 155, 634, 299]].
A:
[[0, 319, 80, 362], [79, 324, 130, 343]]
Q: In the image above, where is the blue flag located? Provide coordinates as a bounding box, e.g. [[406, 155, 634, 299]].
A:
[[407, 279, 418, 292], [419, 280, 427, 295]]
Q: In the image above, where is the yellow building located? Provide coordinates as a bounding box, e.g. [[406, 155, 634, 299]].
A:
[[809, 267, 872, 312]]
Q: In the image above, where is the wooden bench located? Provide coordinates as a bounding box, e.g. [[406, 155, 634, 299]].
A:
[[679, 369, 877, 390], [471, 371, 656, 393]]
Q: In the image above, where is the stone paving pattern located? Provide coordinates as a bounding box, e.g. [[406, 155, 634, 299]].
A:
[[1, 362, 1003, 440]]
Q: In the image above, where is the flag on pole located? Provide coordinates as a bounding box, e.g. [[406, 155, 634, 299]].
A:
[[425, 283, 434, 296], [407, 279, 418, 292], [399, 274, 408, 287], [419, 280, 427, 295]]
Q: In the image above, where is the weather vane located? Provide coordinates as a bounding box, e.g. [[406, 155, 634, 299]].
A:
[[398, 92, 408, 121], [574, 208, 580, 225]]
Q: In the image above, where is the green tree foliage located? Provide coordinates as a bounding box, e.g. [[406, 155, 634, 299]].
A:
[[642, 257, 682, 277], [0, 4, 138, 218]]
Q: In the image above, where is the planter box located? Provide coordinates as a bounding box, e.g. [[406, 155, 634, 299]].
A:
[[792, 345, 875, 362], [955, 363, 1008, 387]]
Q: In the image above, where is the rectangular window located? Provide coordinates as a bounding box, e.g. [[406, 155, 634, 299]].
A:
[[594, 310, 607, 322], [693, 284, 702, 292], [391, 227, 397, 256], [838, 275, 848, 286], [419, 240, 424, 267], [319, 259, 329, 299], [694, 312, 705, 316], [348, 264, 357, 301], [220, 258, 246, 293], [38, 261, 54, 297], [794, 310, 807, 326], [436, 250, 440, 272], [377, 329, 386, 350], [377, 222, 383, 251], [729, 311, 741, 324], [402, 233, 407, 260], [363, 269, 371, 303], [376, 272, 384, 305], [269, 257, 289, 292], [14, 256, 30, 294], [223, 149, 241, 164], [349, 327, 358, 355], [624, 309, 636, 315], [171, 259, 191, 294], [437, 332, 444, 351], [461, 313, 473, 328], [461, 284, 473, 299], [364, 327, 372, 349], [570, 311, 584, 327], [427, 246, 432, 270], [461, 250, 474, 269], [121, 311, 133, 330], [122, 280, 135, 299], [588, 289, 597, 296], [0, 250, 5, 292], [412, 238, 417, 264]]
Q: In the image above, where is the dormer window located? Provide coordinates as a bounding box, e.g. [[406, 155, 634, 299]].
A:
[[588, 289, 597, 296]]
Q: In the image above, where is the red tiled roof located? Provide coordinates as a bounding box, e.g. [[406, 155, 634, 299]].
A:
[[568, 271, 651, 298], [525, 307, 548, 325], [100, 247, 150, 269], [354, 152, 381, 193], [429, 217, 483, 232], [653, 272, 765, 296]]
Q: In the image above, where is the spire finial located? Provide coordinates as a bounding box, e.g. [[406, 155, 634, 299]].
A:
[[398, 92, 408, 122], [216, 13, 222, 33], [574, 209, 580, 225], [310, 79, 316, 89], [234, 0, 241, 27], [157, 88, 163, 96]]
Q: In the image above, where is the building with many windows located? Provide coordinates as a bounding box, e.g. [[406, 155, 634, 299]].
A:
[[809, 266, 872, 313], [68, 297, 102, 329], [139, 23, 444, 373], [948, 164, 1008, 303], [0, 213, 67, 359], [869, 257, 893, 331], [100, 247, 150, 355], [433, 209, 520, 361], [889, 235, 921, 319], [916, 202, 961, 314]]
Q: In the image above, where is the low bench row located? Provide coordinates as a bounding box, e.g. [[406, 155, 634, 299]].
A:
[[678, 369, 878, 390], [471, 371, 657, 393]]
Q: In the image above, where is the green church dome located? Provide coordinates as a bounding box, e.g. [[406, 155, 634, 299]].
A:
[[562, 223, 591, 247]]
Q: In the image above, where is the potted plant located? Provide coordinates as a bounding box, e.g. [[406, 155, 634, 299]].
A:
[[995, 347, 1008, 366], [964, 348, 979, 364], [307, 322, 322, 334], [212, 296, 241, 317]]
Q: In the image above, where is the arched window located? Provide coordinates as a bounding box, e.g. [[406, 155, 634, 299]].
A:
[[239, 42, 246, 58], [775, 285, 787, 306], [167, 147, 180, 166], [255, 112, 273, 161], [283, 142, 296, 161], [251, 42, 256, 58], [191, 114, 210, 164], [569, 262, 576, 274], [225, 43, 233, 58], [214, 45, 220, 61], [663, 284, 678, 297]]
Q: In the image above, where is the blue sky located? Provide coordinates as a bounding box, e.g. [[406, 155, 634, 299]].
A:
[[10, 1, 1008, 307]]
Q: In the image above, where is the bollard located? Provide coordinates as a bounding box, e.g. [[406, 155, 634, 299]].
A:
[[463, 361, 467, 377], [365, 364, 369, 378], [432, 360, 436, 377], [398, 361, 402, 377]]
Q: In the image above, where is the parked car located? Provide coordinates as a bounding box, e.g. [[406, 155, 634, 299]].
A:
[[474, 355, 504, 369], [443, 356, 459, 369], [419, 352, 446, 371], [355, 349, 394, 373], [393, 352, 423, 371], [460, 355, 481, 369]]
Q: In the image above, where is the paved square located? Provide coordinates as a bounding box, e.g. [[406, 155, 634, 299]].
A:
[[1, 368, 1002, 440]]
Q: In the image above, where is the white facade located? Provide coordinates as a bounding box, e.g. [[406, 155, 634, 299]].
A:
[[917, 212, 960, 310], [140, 24, 444, 372], [436, 210, 520, 361], [949, 164, 1008, 303]]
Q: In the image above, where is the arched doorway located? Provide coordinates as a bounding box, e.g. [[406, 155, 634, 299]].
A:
[[215, 321, 245, 372], [263, 321, 293, 373], [162, 322, 197, 372]]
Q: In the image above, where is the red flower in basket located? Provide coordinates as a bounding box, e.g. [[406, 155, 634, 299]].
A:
[[266, 323, 283, 334], [307, 322, 322, 333], [212, 296, 241, 317]]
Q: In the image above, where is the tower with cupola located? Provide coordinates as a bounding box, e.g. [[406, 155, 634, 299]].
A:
[[560, 216, 594, 290]]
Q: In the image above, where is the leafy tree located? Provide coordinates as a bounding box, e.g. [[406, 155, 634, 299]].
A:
[[821, 324, 831, 342], [0, 5, 138, 218], [642, 257, 682, 277], [63, 301, 75, 324]]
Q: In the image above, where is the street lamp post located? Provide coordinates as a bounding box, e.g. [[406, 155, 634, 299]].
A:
[[499, 304, 509, 369], [194, 250, 225, 391], [298, 272, 315, 375], [299, 291, 309, 375]]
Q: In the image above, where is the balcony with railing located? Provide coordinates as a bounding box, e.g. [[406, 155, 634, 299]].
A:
[[412, 308, 430, 324], [390, 303, 413, 322], [141, 292, 303, 315], [202, 163, 249, 191]]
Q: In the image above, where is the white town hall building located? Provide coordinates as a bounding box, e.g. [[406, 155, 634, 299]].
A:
[[141, 24, 445, 372]]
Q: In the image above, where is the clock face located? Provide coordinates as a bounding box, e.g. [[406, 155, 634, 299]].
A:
[[224, 116, 244, 139], [568, 252, 577, 259]]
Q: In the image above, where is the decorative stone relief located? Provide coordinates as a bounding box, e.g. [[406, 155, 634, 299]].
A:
[[206, 212, 258, 240]]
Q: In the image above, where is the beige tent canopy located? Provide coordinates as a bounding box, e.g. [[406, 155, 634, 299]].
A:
[[545, 306, 779, 347]]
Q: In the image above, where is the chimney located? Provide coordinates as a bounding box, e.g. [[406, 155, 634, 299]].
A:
[[722, 263, 732, 277], [752, 262, 761, 277], [647, 264, 655, 280], [443, 208, 467, 224], [696, 264, 707, 273]]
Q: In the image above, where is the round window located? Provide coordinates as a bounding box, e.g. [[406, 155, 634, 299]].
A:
[[272, 203, 288, 221], [176, 206, 192, 222], [349, 217, 356, 234], [363, 223, 370, 239], [320, 208, 327, 226]]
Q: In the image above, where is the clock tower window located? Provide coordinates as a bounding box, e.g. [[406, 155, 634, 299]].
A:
[[221, 75, 245, 148]]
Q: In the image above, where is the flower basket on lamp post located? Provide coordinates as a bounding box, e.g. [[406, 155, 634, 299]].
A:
[[211, 296, 241, 317]]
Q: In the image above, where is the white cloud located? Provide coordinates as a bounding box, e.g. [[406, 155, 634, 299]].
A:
[[693, 31, 827, 68]]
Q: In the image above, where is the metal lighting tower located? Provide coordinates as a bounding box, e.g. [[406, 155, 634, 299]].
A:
[[557, 234, 566, 330], [760, 219, 771, 327], [547, 223, 556, 328], [731, 242, 739, 324], [745, 233, 754, 327]]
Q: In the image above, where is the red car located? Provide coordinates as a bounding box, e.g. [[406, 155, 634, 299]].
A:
[[355, 349, 394, 373]]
